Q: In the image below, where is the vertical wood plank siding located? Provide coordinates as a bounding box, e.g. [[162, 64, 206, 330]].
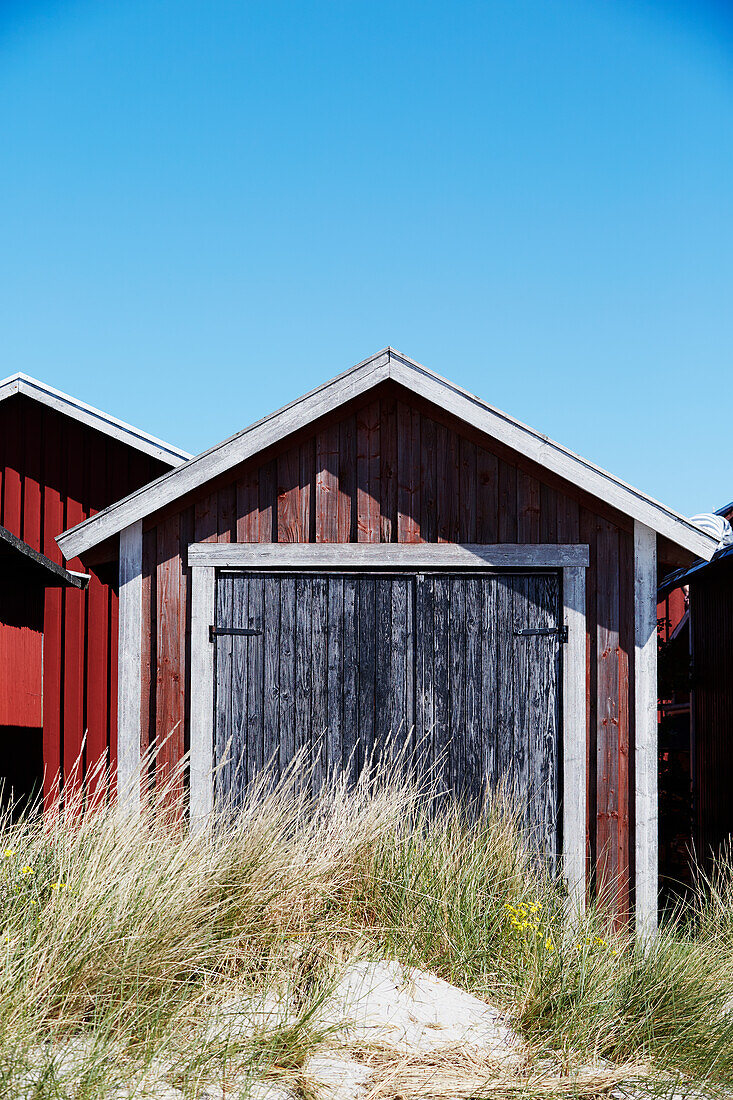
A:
[[140, 383, 635, 910], [0, 395, 170, 809]]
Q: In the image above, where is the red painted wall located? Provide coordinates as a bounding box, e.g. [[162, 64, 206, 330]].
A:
[[0, 395, 170, 808]]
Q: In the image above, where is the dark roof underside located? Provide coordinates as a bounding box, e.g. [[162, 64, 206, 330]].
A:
[[0, 527, 88, 590]]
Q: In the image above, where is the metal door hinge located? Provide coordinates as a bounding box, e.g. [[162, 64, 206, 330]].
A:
[[209, 625, 263, 643], [514, 625, 568, 643]]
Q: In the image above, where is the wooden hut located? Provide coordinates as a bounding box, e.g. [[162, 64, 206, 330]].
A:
[[57, 348, 717, 933], [0, 373, 189, 809]]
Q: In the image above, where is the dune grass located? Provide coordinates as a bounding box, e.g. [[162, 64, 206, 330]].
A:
[[0, 758, 732, 1098]]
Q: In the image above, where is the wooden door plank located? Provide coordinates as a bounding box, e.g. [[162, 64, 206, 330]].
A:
[[448, 577, 466, 797], [496, 575, 515, 792], [310, 576, 328, 790], [415, 573, 434, 782], [357, 575, 376, 776], [464, 576, 481, 804], [374, 577, 392, 757], [263, 574, 281, 777], [326, 577, 344, 775], [215, 573, 235, 805], [481, 576, 498, 790], [230, 572, 250, 803], [511, 574, 531, 835], [246, 574, 265, 784], [342, 576, 359, 780], [294, 575, 313, 763], [278, 576, 296, 776], [389, 577, 409, 758], [432, 575, 450, 795]]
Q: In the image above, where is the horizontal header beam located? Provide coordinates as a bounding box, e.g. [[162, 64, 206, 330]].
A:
[[187, 542, 590, 570]]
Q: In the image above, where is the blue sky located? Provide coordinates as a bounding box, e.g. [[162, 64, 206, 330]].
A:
[[1, 1, 732, 516]]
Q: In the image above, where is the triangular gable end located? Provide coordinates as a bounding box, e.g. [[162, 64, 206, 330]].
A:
[[56, 348, 717, 562], [0, 373, 191, 469]]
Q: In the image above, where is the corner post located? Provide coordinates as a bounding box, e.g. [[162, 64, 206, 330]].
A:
[[117, 520, 143, 817], [563, 565, 587, 917], [190, 564, 216, 830], [634, 521, 658, 942]]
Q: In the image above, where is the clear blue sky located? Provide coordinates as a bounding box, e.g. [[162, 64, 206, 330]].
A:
[[2, 1, 732, 516]]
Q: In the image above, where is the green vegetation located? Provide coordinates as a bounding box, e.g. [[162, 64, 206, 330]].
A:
[[0, 757, 732, 1098]]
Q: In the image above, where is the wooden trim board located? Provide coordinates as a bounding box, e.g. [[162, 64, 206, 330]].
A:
[[117, 521, 143, 817], [634, 521, 658, 942], [190, 565, 216, 831], [187, 542, 590, 569], [563, 565, 586, 916], [57, 349, 717, 561], [187, 543, 588, 911]]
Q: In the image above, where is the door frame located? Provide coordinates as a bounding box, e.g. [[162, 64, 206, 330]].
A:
[[188, 542, 589, 911]]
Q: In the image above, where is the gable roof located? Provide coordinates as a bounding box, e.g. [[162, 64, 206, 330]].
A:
[[0, 525, 88, 590], [0, 373, 191, 468], [56, 347, 718, 562]]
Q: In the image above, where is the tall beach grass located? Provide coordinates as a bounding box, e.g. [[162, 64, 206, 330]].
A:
[[0, 754, 733, 1097]]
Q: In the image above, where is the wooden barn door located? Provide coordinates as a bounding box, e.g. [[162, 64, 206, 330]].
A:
[[213, 570, 562, 859]]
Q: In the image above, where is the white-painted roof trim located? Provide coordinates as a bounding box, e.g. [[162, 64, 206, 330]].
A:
[[0, 373, 190, 468], [56, 348, 718, 562]]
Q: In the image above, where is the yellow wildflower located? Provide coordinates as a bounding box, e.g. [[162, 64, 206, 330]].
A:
[[20, 867, 33, 875], [545, 939, 554, 951], [3, 849, 15, 858]]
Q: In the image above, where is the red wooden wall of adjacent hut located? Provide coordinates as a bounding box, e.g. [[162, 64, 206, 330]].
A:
[[136, 379, 643, 917], [0, 395, 170, 808]]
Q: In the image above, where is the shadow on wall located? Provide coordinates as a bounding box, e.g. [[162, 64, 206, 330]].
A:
[[0, 726, 43, 820]]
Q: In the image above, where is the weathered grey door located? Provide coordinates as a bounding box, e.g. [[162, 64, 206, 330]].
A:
[[213, 570, 561, 858]]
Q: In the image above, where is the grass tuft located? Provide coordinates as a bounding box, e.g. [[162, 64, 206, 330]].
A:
[[0, 755, 732, 1097]]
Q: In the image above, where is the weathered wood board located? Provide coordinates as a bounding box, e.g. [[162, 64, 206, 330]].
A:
[[214, 569, 561, 862]]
